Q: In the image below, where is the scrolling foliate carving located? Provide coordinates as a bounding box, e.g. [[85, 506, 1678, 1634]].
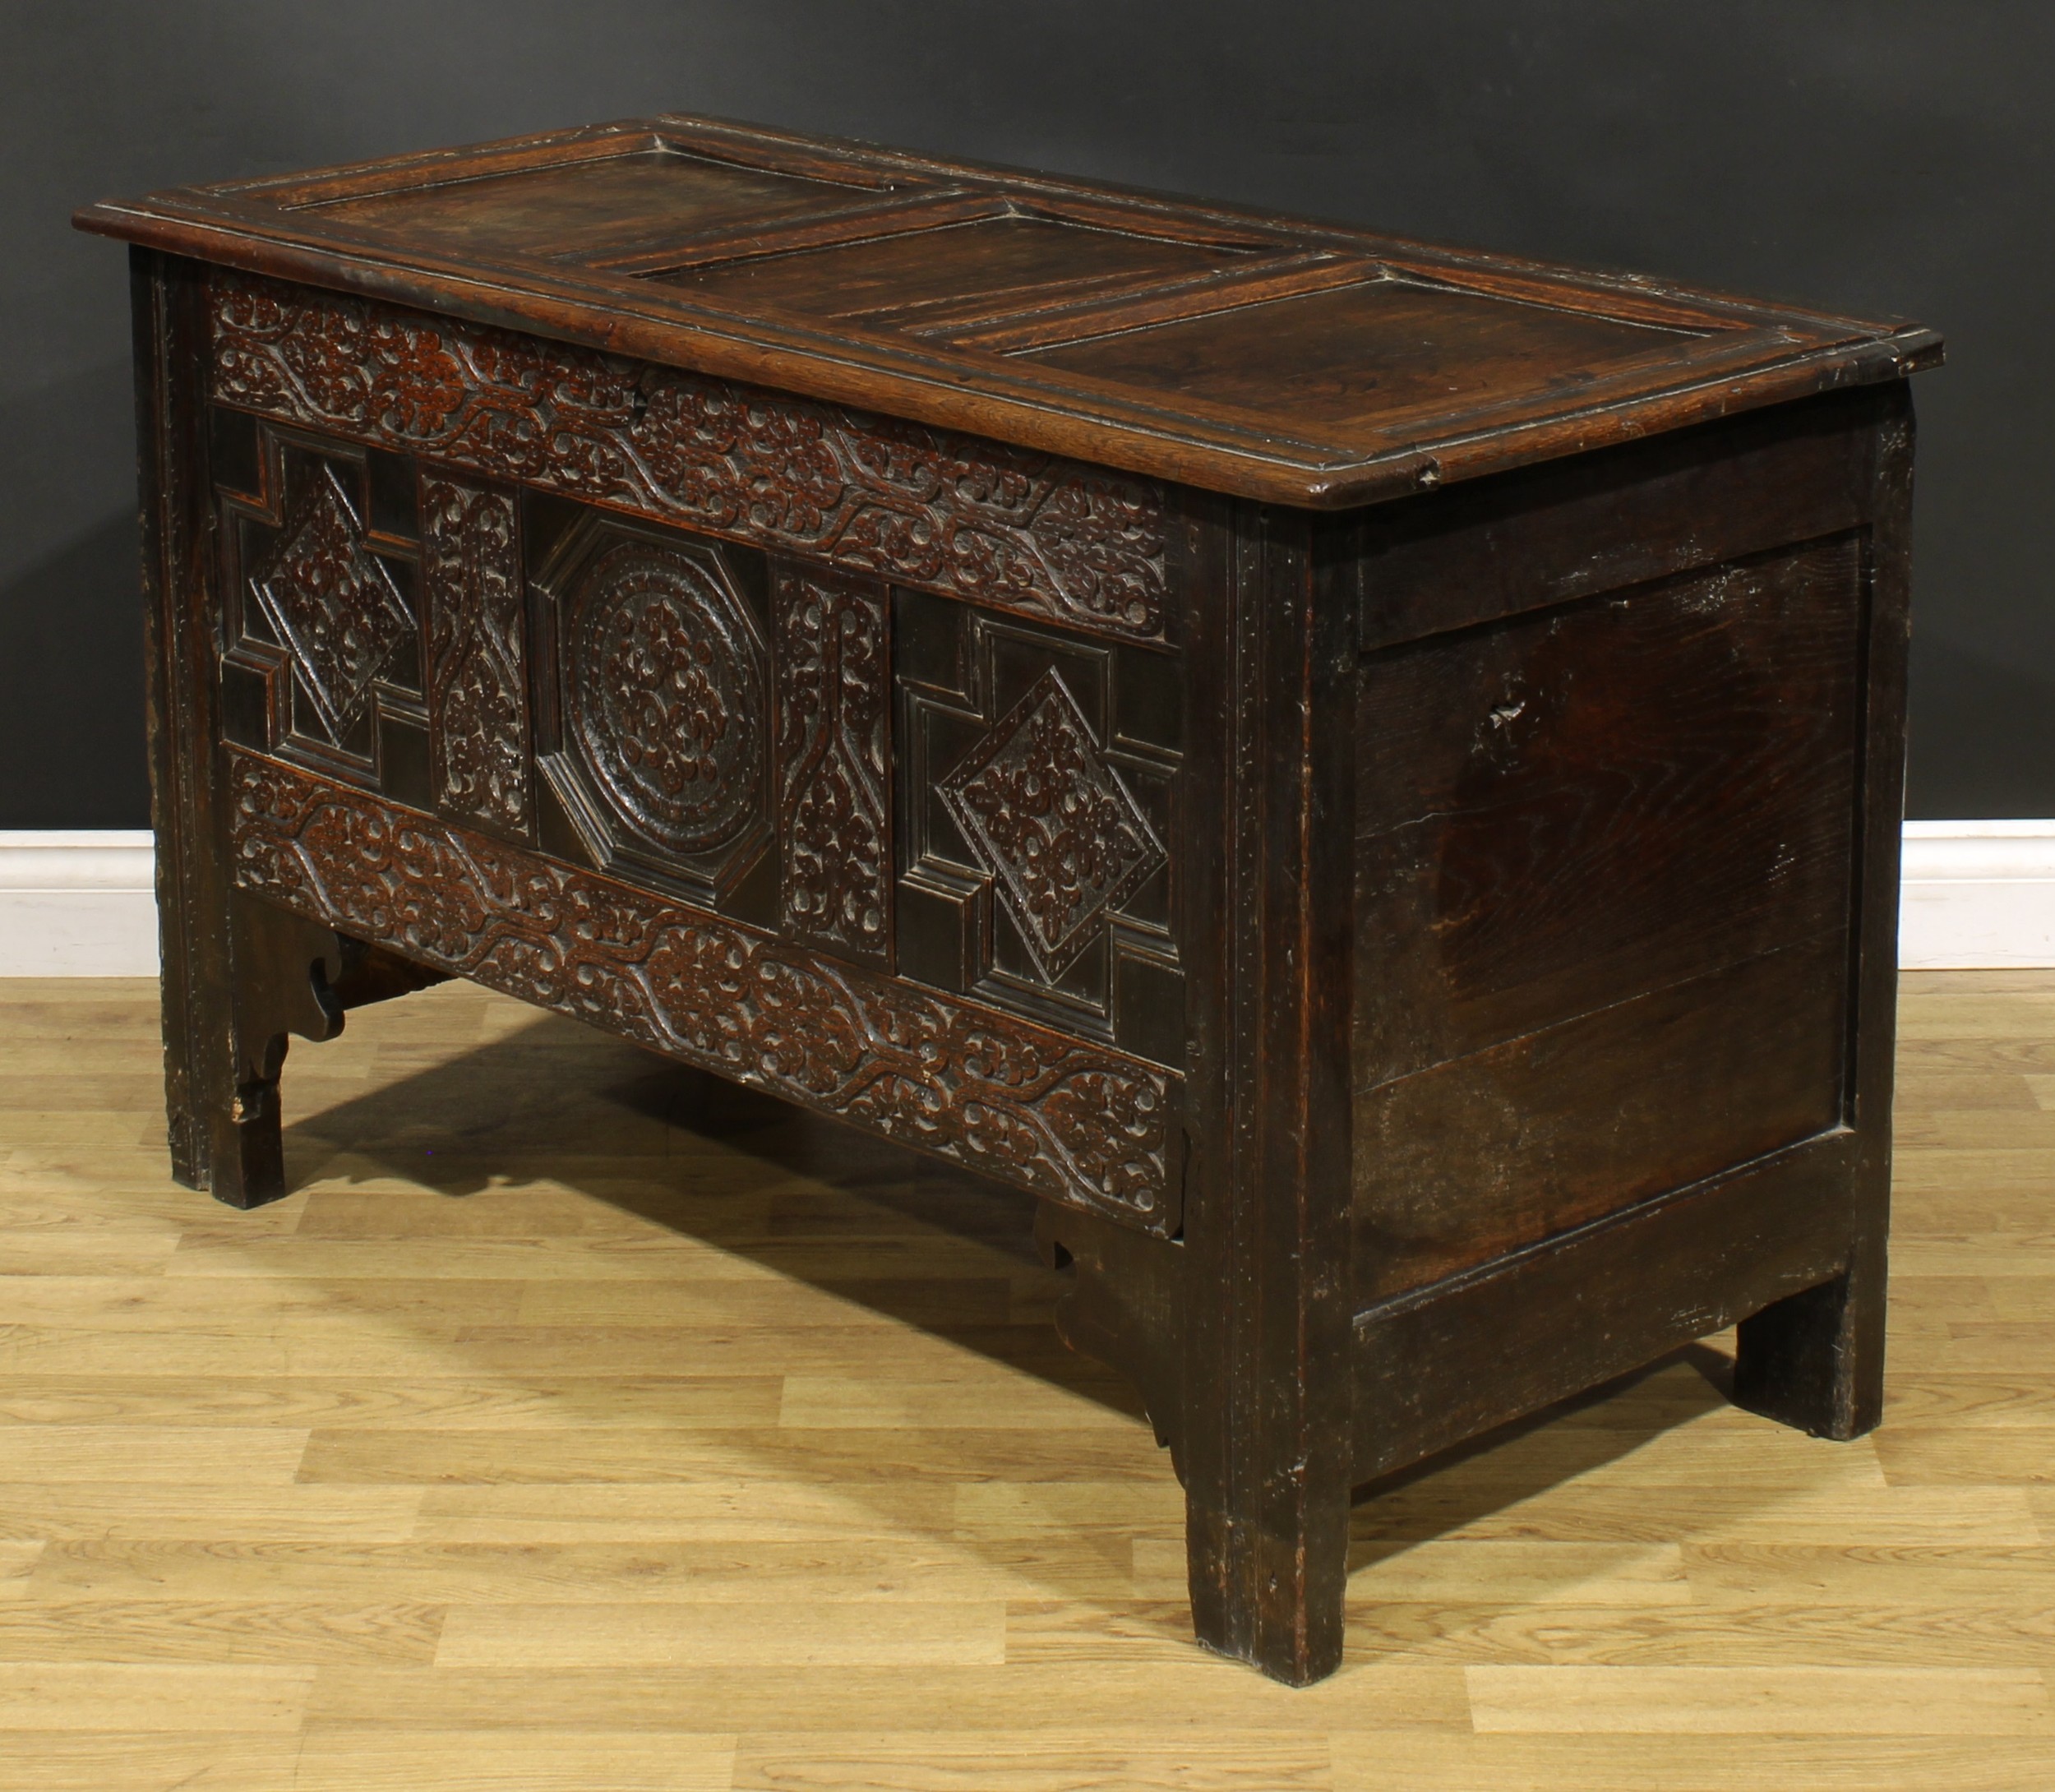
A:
[[226, 749, 1176, 1232], [775, 565, 891, 966], [209, 270, 1166, 640], [421, 475, 528, 834]]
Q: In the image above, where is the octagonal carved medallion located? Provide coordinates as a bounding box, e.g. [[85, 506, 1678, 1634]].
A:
[[566, 542, 765, 857], [538, 510, 771, 898]]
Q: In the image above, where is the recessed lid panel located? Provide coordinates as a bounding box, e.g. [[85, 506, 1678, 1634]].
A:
[[658, 214, 1251, 325], [1021, 279, 1703, 430], [302, 149, 880, 258]]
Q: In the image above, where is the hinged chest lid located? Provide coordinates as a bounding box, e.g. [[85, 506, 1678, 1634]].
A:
[[77, 113, 1941, 507]]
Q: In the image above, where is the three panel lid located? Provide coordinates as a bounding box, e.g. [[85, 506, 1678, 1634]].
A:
[[76, 113, 1941, 507]]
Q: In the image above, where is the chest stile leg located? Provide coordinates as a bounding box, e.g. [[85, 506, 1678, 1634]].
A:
[[1733, 390, 1916, 1439], [133, 248, 349, 1208], [1180, 499, 1357, 1685]]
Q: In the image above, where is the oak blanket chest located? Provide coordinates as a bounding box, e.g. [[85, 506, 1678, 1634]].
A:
[[77, 114, 1939, 1683]]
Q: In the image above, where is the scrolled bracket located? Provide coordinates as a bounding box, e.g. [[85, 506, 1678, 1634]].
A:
[[1035, 1199, 1188, 1480]]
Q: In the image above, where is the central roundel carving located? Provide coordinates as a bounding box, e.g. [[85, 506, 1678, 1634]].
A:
[[566, 542, 766, 857]]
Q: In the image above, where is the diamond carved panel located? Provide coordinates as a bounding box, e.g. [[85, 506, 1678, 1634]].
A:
[[940, 669, 1166, 982], [896, 593, 1184, 1061], [250, 465, 414, 740]]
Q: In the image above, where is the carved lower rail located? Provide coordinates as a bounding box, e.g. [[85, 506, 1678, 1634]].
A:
[[225, 748, 1181, 1234]]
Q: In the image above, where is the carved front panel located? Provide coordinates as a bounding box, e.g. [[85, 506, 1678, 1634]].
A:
[[940, 667, 1167, 983], [228, 750, 1178, 1233], [207, 303, 1191, 1228], [207, 269, 1167, 643], [566, 547, 762, 857]]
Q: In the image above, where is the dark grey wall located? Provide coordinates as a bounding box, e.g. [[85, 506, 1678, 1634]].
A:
[[5, 1, 2049, 824]]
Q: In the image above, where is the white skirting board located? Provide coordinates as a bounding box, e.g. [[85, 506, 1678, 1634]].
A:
[[1899, 820, 2055, 970], [0, 832, 160, 976], [2, 824, 2052, 975]]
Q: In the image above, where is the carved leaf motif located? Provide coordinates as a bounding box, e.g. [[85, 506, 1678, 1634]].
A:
[[210, 269, 1166, 641], [249, 466, 413, 739], [775, 567, 891, 964], [422, 476, 528, 834], [940, 669, 1166, 980], [227, 750, 1175, 1231]]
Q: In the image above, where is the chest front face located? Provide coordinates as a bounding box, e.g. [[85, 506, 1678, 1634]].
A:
[[202, 270, 1198, 1239]]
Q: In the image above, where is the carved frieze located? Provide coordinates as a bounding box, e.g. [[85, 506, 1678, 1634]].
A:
[[421, 475, 528, 834], [208, 269, 1167, 641], [227, 749, 1178, 1233], [774, 563, 892, 967]]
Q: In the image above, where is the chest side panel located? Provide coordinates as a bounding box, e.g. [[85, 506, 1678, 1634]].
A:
[[1351, 399, 1884, 1305], [204, 270, 1187, 1236]]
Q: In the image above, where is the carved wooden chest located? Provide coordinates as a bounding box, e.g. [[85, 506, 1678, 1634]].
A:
[[78, 115, 1939, 1683]]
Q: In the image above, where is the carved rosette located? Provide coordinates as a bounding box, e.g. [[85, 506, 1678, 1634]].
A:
[[249, 466, 413, 739], [421, 476, 528, 834], [226, 750, 1177, 1232], [565, 541, 767, 859], [774, 565, 891, 966], [941, 669, 1167, 981], [208, 269, 1167, 641]]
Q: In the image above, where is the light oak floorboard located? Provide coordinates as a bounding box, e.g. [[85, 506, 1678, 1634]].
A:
[[1463, 1664, 2053, 1734], [290, 1727, 738, 1790], [0, 1734, 304, 1792], [0, 970, 2046, 1786]]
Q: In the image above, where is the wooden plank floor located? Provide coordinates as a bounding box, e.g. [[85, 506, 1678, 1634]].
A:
[[0, 970, 2050, 1790]]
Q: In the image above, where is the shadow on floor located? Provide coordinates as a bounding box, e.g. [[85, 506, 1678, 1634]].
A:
[[286, 1004, 1138, 1411], [276, 998, 1749, 1632]]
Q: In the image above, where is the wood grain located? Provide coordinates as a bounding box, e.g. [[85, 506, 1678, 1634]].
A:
[[0, 968, 2047, 1780], [74, 113, 1940, 506], [1352, 534, 1863, 1092]]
